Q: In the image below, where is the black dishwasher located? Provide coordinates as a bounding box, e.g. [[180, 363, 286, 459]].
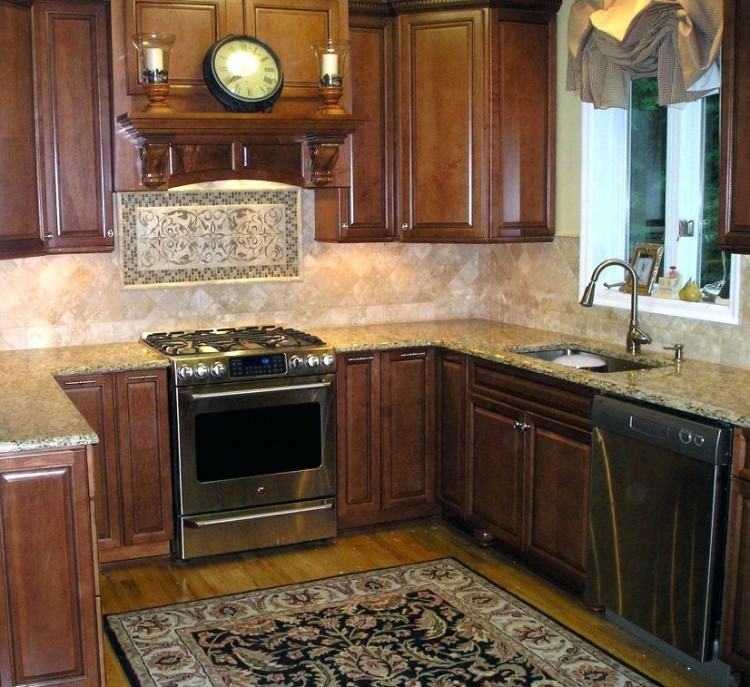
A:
[[586, 396, 731, 665]]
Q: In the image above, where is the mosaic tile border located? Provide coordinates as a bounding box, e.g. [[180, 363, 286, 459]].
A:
[[118, 190, 301, 287]]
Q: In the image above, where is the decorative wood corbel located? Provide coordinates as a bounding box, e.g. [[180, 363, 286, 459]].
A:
[[138, 141, 170, 188], [305, 138, 343, 186]]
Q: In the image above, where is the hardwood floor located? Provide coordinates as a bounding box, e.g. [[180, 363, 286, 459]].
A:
[[101, 519, 712, 686]]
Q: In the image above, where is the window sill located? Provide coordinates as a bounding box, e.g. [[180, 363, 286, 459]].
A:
[[591, 289, 739, 325]]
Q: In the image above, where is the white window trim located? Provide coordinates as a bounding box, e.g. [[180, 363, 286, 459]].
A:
[[579, 102, 741, 326]]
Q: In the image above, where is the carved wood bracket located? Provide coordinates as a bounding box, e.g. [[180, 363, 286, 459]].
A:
[[118, 112, 366, 190]]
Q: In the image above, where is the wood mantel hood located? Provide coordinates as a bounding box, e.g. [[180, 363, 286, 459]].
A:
[[117, 111, 367, 189]]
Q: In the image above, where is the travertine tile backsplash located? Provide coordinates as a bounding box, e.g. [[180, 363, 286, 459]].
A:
[[0, 190, 489, 350], [0, 188, 747, 368]]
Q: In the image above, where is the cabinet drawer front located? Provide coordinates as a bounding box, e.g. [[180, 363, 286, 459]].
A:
[[471, 360, 592, 424]]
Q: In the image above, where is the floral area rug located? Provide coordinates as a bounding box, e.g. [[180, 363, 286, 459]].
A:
[[105, 558, 657, 686]]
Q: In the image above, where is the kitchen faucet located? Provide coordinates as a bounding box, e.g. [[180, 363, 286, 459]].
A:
[[579, 258, 652, 354]]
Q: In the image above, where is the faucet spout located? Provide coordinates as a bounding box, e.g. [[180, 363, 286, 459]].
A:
[[580, 258, 652, 355]]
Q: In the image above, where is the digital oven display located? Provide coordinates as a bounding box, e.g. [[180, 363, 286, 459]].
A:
[[228, 353, 287, 377]]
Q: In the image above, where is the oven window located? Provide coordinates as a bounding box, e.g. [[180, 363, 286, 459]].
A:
[[195, 402, 322, 482]]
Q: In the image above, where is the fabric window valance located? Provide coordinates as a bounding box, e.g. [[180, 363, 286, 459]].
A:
[[566, 0, 722, 109]]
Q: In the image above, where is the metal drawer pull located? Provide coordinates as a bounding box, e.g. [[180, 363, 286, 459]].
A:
[[400, 351, 426, 358], [513, 421, 532, 432], [189, 381, 331, 401], [347, 355, 374, 362], [184, 502, 333, 528], [63, 379, 97, 386], [128, 374, 157, 381]]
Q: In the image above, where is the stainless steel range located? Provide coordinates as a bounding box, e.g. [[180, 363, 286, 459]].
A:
[[142, 325, 337, 560]]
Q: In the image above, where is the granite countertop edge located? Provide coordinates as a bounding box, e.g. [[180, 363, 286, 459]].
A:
[[2, 321, 748, 455]]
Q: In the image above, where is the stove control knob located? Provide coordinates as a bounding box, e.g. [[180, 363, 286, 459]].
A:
[[178, 365, 194, 380], [322, 353, 335, 367], [306, 354, 321, 368], [290, 355, 305, 369], [195, 363, 209, 379], [210, 361, 226, 379]]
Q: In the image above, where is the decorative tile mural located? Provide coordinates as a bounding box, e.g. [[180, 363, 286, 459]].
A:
[[119, 190, 300, 286]]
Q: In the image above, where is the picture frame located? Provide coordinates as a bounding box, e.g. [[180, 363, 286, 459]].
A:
[[621, 243, 664, 295]]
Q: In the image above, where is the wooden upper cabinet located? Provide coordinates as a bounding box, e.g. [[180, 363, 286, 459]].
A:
[[0, 0, 44, 258], [397, 9, 488, 241], [35, 1, 114, 252], [244, 0, 345, 101], [719, 0, 750, 253], [125, 0, 234, 96], [315, 14, 396, 241], [490, 9, 555, 240]]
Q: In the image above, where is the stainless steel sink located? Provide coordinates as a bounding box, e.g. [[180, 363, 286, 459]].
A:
[[513, 347, 667, 373]]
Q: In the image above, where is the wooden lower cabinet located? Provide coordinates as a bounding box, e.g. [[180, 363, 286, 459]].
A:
[[0, 446, 101, 686], [59, 367, 173, 563], [721, 477, 750, 674], [467, 360, 592, 590], [337, 349, 438, 528], [436, 351, 468, 519]]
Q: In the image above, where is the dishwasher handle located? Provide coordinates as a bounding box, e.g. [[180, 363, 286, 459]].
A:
[[591, 396, 730, 466]]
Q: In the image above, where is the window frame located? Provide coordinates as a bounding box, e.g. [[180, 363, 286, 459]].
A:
[[579, 100, 741, 326]]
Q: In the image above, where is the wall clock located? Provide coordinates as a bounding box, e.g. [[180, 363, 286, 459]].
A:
[[203, 35, 284, 112]]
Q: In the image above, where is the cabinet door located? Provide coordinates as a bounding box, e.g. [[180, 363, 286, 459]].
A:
[[437, 351, 467, 519], [397, 10, 488, 241], [336, 352, 382, 525], [0, 448, 100, 687], [524, 413, 590, 589], [115, 369, 173, 547], [125, 0, 235, 97], [59, 374, 121, 553], [720, 478, 750, 673], [467, 394, 524, 549], [315, 14, 396, 241], [719, 0, 750, 252], [490, 9, 555, 241], [243, 0, 345, 102], [0, 0, 45, 258], [34, 1, 113, 253], [381, 349, 436, 511]]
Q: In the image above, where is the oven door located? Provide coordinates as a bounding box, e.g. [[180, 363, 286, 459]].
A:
[[175, 374, 336, 516]]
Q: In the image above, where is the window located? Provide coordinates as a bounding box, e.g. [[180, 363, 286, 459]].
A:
[[580, 78, 740, 324]]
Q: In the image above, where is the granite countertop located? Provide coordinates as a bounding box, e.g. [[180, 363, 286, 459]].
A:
[[0, 342, 168, 455], [316, 319, 750, 427], [2, 319, 749, 455]]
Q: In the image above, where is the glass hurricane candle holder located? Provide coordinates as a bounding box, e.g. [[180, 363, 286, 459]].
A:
[[311, 38, 350, 114], [132, 33, 176, 112]]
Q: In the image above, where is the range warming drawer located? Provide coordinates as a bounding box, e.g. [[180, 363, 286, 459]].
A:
[[176, 498, 336, 559]]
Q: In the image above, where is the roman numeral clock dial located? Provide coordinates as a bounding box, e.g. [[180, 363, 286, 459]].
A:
[[203, 35, 284, 112]]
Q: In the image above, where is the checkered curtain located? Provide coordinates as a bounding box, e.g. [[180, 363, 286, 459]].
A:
[[566, 0, 722, 109]]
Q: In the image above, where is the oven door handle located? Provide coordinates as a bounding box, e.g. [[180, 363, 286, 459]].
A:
[[186, 381, 331, 401], [183, 502, 334, 528]]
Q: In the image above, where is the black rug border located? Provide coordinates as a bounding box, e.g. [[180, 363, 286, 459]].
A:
[[104, 555, 664, 687]]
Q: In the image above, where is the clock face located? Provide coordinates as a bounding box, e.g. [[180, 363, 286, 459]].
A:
[[203, 36, 284, 112]]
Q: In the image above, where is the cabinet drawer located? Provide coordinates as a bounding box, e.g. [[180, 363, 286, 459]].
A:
[[470, 360, 593, 425]]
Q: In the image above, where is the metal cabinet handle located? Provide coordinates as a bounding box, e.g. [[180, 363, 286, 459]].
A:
[[340, 222, 349, 230], [513, 421, 532, 432], [127, 374, 158, 381], [347, 355, 375, 363], [400, 351, 426, 359], [44, 233, 53, 240], [401, 222, 410, 231], [63, 379, 97, 386], [106, 229, 114, 238]]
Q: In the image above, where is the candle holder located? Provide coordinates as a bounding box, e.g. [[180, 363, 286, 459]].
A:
[[311, 38, 350, 115], [132, 33, 176, 112]]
